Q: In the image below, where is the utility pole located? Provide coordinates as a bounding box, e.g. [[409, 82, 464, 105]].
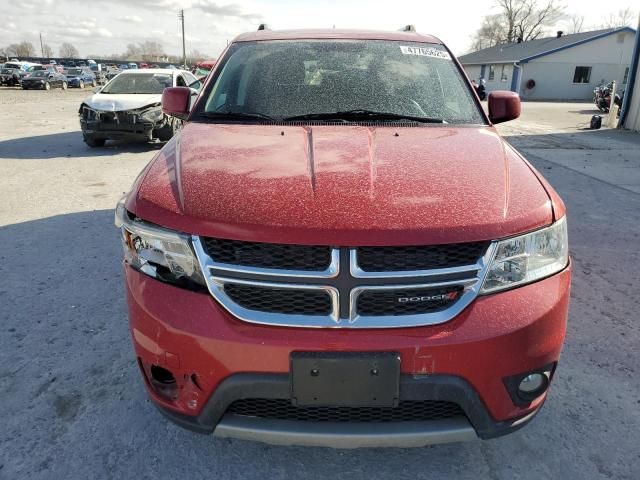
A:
[[39, 32, 44, 58], [179, 9, 186, 69]]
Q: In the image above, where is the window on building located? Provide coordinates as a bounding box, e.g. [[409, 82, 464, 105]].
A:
[[573, 66, 591, 84], [623, 67, 630, 84], [500, 65, 508, 82], [488, 65, 495, 81]]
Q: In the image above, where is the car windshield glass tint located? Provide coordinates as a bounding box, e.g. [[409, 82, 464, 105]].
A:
[[101, 74, 172, 94], [32, 71, 47, 77], [67, 69, 82, 75], [201, 40, 484, 124]]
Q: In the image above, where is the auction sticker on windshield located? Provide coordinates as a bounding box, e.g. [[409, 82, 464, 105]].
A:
[[400, 46, 451, 60]]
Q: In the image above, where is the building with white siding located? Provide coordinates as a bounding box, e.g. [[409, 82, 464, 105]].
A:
[[459, 27, 636, 101]]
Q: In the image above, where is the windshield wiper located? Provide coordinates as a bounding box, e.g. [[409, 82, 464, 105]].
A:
[[284, 109, 445, 124], [198, 111, 277, 122]]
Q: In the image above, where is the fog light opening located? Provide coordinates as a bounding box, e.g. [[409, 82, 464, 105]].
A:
[[150, 365, 178, 400], [517, 372, 549, 401]]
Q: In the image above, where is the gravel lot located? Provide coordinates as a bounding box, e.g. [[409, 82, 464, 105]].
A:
[[1, 88, 639, 479]]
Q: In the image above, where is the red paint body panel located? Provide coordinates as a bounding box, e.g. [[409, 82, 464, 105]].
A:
[[126, 265, 571, 421], [131, 124, 552, 246], [234, 29, 443, 45]]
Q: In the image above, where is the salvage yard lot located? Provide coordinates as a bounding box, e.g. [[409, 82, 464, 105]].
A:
[[0, 88, 639, 479]]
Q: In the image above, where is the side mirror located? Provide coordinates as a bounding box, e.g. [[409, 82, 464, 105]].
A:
[[162, 87, 191, 119], [488, 91, 521, 124]]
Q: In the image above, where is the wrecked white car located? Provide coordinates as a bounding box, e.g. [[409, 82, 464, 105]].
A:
[[79, 69, 201, 147]]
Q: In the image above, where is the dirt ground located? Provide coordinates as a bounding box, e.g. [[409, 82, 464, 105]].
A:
[[0, 88, 639, 479]]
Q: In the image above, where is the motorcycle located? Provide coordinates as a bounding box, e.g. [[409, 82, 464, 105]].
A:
[[593, 82, 614, 113]]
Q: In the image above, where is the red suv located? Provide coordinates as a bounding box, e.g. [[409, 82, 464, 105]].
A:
[[116, 27, 570, 448]]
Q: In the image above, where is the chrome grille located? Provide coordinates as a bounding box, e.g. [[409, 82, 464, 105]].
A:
[[193, 237, 494, 329]]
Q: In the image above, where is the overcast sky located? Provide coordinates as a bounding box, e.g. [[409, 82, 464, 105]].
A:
[[2, 0, 638, 59]]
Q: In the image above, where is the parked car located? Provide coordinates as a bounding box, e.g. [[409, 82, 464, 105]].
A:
[[128, 62, 138, 69], [78, 68, 200, 146], [0, 67, 22, 86], [193, 59, 216, 79], [114, 27, 571, 448], [21, 70, 68, 90], [118, 64, 129, 70], [65, 67, 97, 88]]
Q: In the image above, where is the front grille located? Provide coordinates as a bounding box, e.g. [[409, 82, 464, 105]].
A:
[[224, 283, 332, 315], [227, 398, 465, 423], [202, 237, 332, 271], [356, 242, 489, 272], [356, 286, 464, 316]]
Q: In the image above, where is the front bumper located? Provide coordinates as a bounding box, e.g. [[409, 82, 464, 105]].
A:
[[81, 118, 155, 141], [126, 265, 571, 446]]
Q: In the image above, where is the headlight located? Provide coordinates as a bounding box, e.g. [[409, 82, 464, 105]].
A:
[[140, 106, 164, 122], [480, 217, 568, 294], [115, 196, 205, 289]]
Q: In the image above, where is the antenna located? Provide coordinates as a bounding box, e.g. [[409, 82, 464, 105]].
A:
[[258, 23, 270, 31], [400, 25, 416, 32]]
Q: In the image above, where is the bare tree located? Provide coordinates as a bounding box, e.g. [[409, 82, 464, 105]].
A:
[[602, 8, 636, 28], [6, 41, 36, 57], [497, 0, 565, 42], [59, 42, 79, 58], [140, 41, 165, 62], [471, 15, 507, 50], [566, 14, 585, 34], [42, 44, 53, 58], [186, 49, 209, 64], [471, 0, 565, 50]]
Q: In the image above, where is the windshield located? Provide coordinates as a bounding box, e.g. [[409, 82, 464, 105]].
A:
[[31, 71, 48, 78], [67, 69, 82, 75], [101, 73, 172, 94], [197, 40, 484, 124]]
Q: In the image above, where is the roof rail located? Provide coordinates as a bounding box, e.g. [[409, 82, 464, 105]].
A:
[[400, 25, 416, 32], [257, 23, 270, 31]]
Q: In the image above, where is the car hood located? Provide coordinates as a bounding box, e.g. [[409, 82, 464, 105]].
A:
[[131, 123, 553, 245], [83, 93, 161, 112]]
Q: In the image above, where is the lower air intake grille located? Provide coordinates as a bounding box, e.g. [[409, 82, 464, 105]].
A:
[[356, 286, 463, 316], [357, 243, 489, 272], [223, 284, 332, 315], [201, 238, 332, 271], [227, 398, 465, 423]]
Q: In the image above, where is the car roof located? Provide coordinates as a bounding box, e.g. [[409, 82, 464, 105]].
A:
[[233, 28, 443, 45], [118, 68, 187, 75]]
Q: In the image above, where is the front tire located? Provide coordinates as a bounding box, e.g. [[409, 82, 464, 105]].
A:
[[62, 81, 67, 90], [79, 80, 85, 89], [44, 82, 51, 90], [91, 80, 97, 88]]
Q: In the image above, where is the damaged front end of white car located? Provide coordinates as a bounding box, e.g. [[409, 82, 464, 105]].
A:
[[79, 102, 180, 147]]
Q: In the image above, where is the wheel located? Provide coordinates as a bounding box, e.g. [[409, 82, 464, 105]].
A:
[[156, 117, 182, 141], [84, 135, 106, 148], [91, 80, 96, 87], [44, 82, 51, 90], [62, 82, 67, 90], [79, 80, 85, 89]]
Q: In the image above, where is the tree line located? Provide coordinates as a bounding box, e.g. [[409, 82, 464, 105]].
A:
[[470, 1, 636, 52], [1, 39, 209, 65]]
